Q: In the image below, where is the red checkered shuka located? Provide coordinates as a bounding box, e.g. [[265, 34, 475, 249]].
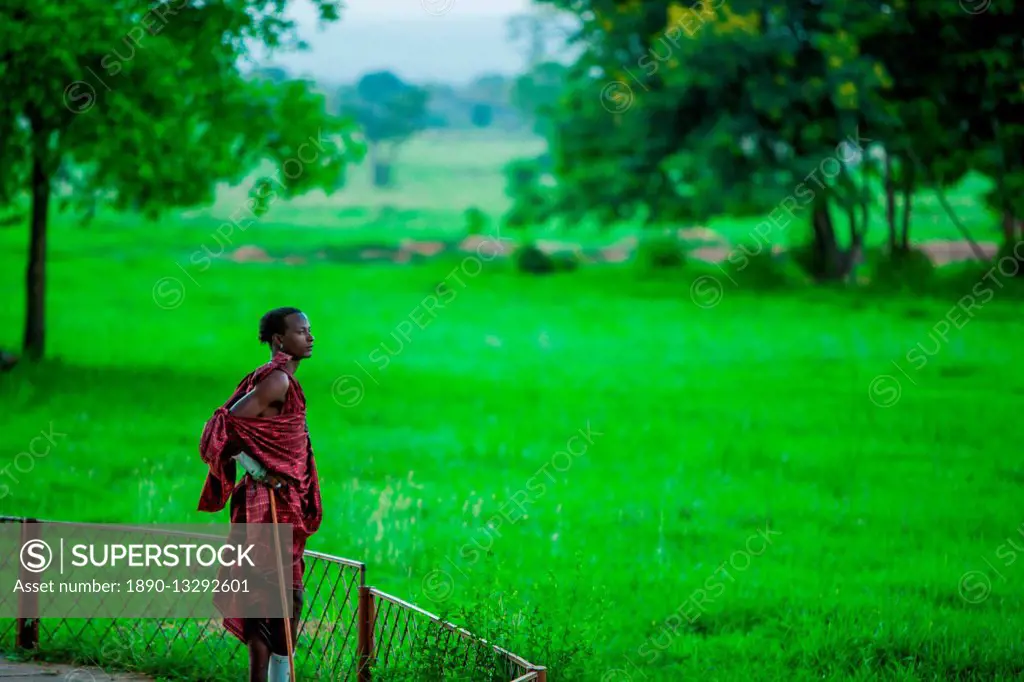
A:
[[196, 351, 323, 644]]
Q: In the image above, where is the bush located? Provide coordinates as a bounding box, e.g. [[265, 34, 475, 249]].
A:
[[464, 207, 488, 236], [248, 177, 274, 218], [550, 250, 581, 273], [869, 247, 936, 289], [635, 232, 686, 273], [514, 244, 579, 275], [0, 349, 17, 372], [995, 239, 1024, 277], [788, 242, 818, 280], [723, 246, 804, 288], [515, 243, 555, 274], [0, 204, 25, 228], [502, 157, 554, 231]]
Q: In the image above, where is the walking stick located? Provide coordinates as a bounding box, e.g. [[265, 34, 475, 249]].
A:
[[269, 487, 297, 681]]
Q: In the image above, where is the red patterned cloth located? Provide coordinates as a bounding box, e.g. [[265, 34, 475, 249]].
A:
[[197, 351, 323, 644]]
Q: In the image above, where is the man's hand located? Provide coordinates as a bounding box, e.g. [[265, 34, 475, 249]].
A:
[[233, 452, 292, 491], [263, 472, 293, 491]]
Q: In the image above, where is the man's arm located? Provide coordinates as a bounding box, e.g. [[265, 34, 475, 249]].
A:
[[229, 370, 289, 417], [228, 370, 293, 489]]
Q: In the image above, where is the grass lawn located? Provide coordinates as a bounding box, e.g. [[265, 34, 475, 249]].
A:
[[2, 131, 1023, 680]]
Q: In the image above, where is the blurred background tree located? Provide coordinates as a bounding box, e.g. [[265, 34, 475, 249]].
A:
[[343, 70, 429, 187], [0, 0, 364, 360], [517, 0, 1023, 280]]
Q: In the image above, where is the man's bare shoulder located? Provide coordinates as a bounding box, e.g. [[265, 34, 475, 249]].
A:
[[256, 368, 291, 400]]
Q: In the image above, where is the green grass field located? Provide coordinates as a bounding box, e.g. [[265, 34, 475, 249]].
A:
[[2, 131, 1024, 680]]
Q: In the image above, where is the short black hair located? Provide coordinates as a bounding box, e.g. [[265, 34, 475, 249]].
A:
[[259, 307, 303, 346]]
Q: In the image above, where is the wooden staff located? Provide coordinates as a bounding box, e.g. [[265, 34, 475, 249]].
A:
[[269, 488, 296, 681]]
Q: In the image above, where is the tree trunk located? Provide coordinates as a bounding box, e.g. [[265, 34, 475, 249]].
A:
[[884, 152, 897, 253], [369, 144, 393, 188], [991, 115, 1014, 250], [860, 163, 870, 245], [994, 162, 1014, 248], [373, 161, 392, 188], [24, 143, 50, 361], [1001, 211, 1015, 247], [810, 199, 842, 280], [852, 206, 867, 282], [899, 168, 913, 252], [1002, 213, 1023, 277], [935, 184, 988, 261], [853, 157, 869, 280]]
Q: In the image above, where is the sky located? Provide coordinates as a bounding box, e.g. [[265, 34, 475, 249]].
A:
[[255, 0, 547, 86]]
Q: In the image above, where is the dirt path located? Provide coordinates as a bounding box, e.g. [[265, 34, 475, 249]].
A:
[[0, 657, 152, 680], [224, 233, 1000, 268]]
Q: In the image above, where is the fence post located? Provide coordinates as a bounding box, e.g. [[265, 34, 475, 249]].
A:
[[534, 666, 547, 682], [16, 519, 41, 650], [357, 585, 375, 681]]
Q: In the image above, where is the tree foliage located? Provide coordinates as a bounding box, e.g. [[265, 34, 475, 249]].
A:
[[341, 70, 429, 186], [513, 0, 1024, 279], [510, 61, 569, 139], [0, 0, 365, 359], [348, 70, 429, 145]]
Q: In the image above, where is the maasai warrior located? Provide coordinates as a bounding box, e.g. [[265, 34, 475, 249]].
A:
[[197, 307, 322, 682]]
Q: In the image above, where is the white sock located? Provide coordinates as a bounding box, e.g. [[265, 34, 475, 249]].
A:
[[268, 653, 290, 682]]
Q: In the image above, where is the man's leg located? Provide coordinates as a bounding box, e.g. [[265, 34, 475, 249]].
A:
[[267, 589, 303, 682], [246, 620, 272, 682]]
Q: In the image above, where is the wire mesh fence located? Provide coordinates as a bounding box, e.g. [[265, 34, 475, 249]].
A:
[[366, 588, 539, 681], [0, 516, 546, 681]]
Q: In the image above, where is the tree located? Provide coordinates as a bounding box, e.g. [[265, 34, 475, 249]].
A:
[[465, 74, 513, 130], [579, 1, 890, 279], [506, 7, 577, 69], [343, 70, 429, 187], [470, 104, 493, 128], [510, 61, 568, 139], [0, 0, 364, 360], [518, 0, 1023, 281], [855, 2, 1024, 258]]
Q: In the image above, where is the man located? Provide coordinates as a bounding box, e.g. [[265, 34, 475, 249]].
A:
[[197, 307, 323, 682]]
